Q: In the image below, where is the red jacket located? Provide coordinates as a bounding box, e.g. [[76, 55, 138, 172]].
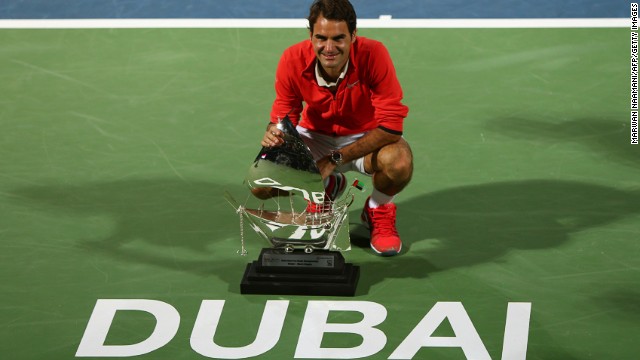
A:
[[270, 36, 409, 136]]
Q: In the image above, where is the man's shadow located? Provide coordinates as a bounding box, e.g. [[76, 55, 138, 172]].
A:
[[11, 180, 251, 290], [12, 179, 640, 295], [350, 179, 640, 293]]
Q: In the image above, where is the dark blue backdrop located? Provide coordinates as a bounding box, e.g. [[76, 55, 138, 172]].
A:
[[0, 0, 630, 19]]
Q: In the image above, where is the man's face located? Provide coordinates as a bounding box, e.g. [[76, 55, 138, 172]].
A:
[[310, 15, 355, 77]]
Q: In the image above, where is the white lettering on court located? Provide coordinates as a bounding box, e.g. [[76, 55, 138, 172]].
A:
[[75, 300, 531, 359], [190, 300, 289, 359], [75, 299, 180, 357], [295, 301, 388, 359]]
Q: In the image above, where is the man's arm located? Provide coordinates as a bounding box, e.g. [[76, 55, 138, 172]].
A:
[[270, 49, 303, 125], [316, 127, 401, 178], [263, 48, 302, 147], [368, 41, 408, 135]]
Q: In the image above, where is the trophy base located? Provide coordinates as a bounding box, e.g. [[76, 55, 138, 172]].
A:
[[240, 248, 360, 297]]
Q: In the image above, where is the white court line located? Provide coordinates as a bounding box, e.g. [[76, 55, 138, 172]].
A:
[[0, 18, 628, 29]]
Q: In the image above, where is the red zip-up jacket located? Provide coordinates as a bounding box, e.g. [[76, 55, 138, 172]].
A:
[[270, 36, 409, 136]]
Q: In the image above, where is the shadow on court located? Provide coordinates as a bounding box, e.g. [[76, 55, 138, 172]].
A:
[[12, 179, 640, 295], [484, 117, 639, 169], [11, 180, 250, 291], [351, 179, 640, 293]]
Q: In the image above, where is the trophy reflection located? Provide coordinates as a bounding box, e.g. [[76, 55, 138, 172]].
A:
[[225, 115, 360, 296]]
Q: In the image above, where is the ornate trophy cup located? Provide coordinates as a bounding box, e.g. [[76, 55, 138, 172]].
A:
[[225, 116, 360, 296]]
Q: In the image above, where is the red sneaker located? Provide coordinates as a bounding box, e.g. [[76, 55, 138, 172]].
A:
[[306, 172, 347, 213], [361, 197, 402, 256]]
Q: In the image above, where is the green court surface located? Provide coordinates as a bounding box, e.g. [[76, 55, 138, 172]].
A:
[[0, 27, 637, 359]]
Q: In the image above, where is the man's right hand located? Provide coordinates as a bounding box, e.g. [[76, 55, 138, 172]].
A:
[[261, 123, 285, 147]]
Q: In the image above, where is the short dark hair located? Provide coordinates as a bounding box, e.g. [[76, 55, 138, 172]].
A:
[[307, 0, 357, 35]]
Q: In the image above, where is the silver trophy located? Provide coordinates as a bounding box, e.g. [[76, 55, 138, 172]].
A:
[[225, 115, 360, 296]]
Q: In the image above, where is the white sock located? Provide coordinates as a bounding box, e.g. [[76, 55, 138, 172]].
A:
[[369, 189, 394, 208]]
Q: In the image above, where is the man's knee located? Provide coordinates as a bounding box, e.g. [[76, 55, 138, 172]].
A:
[[376, 140, 413, 181]]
